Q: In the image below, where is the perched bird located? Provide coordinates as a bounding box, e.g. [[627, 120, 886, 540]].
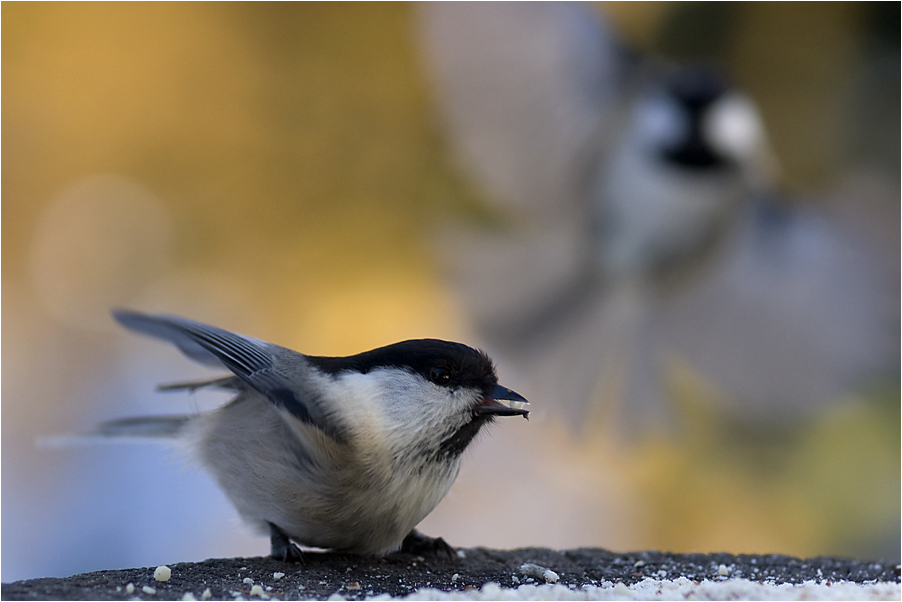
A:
[[418, 2, 896, 432], [101, 310, 529, 560]]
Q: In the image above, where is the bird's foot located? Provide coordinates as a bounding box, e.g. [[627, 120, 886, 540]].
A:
[[399, 529, 456, 560], [268, 522, 304, 563]]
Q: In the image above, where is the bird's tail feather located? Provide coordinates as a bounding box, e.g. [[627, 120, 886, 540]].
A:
[[37, 415, 193, 449], [92, 415, 192, 439]]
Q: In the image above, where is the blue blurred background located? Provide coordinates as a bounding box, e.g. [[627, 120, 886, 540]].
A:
[[2, 2, 899, 582]]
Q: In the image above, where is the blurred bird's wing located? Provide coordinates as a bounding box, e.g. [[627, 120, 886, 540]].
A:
[[113, 310, 348, 443], [510, 280, 668, 437], [420, 2, 630, 341], [419, 2, 625, 221], [661, 194, 899, 417]]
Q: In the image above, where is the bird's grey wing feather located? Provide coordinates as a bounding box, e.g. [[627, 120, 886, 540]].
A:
[[156, 375, 244, 393], [113, 310, 347, 443], [113, 310, 228, 367]]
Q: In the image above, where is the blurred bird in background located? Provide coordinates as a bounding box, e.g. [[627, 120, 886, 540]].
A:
[[417, 2, 897, 437]]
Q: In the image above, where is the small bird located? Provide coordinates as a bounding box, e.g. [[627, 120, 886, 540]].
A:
[[101, 310, 529, 561], [418, 2, 895, 432]]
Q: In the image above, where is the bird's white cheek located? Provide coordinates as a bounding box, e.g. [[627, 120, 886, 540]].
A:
[[703, 94, 764, 160]]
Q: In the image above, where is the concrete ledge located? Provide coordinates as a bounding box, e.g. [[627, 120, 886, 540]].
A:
[[2, 548, 899, 600]]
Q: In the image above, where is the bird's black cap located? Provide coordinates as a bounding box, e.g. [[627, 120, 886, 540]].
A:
[[307, 339, 500, 397]]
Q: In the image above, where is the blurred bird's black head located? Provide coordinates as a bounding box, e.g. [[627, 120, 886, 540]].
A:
[[660, 66, 732, 169]]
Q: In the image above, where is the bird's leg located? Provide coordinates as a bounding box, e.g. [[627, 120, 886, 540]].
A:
[[399, 529, 456, 560], [268, 522, 304, 563]]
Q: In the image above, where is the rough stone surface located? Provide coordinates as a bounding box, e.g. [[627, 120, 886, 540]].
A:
[[2, 548, 900, 600]]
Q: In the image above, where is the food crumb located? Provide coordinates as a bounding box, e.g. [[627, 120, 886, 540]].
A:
[[518, 563, 560, 583], [243, 577, 254, 585], [273, 572, 285, 580], [250, 584, 266, 597], [154, 565, 172, 582], [201, 588, 212, 600], [142, 585, 157, 595], [718, 564, 731, 577], [126, 583, 135, 595], [182, 593, 197, 601]]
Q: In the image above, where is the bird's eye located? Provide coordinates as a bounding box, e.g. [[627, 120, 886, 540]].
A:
[[429, 366, 451, 386]]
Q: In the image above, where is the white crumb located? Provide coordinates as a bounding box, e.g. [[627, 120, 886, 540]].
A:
[[273, 572, 285, 580], [125, 583, 135, 595], [154, 565, 172, 582], [142, 585, 157, 595], [201, 588, 213, 599], [182, 593, 197, 601], [243, 577, 254, 585], [519, 563, 560, 583], [249, 584, 266, 598], [718, 563, 731, 576]]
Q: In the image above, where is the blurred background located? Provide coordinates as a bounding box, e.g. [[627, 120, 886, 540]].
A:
[[2, 2, 898, 582]]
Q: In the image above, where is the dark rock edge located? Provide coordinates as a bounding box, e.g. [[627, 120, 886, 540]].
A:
[[3, 548, 900, 601]]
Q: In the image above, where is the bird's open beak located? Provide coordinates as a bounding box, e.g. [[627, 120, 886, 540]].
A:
[[475, 384, 530, 419]]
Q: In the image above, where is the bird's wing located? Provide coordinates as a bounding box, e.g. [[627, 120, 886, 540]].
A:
[[418, 1, 625, 221], [420, 2, 629, 341], [661, 197, 898, 417], [113, 310, 348, 443]]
